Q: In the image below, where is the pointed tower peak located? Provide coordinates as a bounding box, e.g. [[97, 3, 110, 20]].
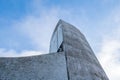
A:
[[58, 19, 70, 24]]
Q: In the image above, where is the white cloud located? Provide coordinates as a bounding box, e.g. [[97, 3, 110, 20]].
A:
[[0, 48, 44, 57], [97, 6, 120, 80], [16, 8, 59, 52], [0, 1, 61, 56], [97, 38, 120, 80]]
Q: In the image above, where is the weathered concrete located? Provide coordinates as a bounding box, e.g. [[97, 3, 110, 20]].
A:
[[0, 20, 109, 80], [0, 52, 68, 80], [59, 20, 109, 80]]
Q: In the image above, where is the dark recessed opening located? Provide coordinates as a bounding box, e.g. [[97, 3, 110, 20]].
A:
[[57, 42, 63, 52]]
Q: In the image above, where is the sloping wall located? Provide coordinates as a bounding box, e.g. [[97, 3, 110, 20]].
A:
[[0, 52, 68, 80], [61, 20, 109, 80]]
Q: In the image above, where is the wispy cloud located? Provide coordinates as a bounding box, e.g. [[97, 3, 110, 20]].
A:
[[97, 6, 120, 80], [16, 8, 59, 52], [0, 0, 61, 56], [98, 38, 120, 80], [0, 48, 43, 57]]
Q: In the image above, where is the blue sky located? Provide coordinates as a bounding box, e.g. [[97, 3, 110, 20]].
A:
[[0, 0, 120, 79]]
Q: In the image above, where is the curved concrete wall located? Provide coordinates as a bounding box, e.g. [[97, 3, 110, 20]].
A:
[[0, 52, 68, 80], [60, 20, 109, 80]]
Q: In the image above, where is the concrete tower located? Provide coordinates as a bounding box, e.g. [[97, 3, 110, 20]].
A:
[[0, 20, 109, 80]]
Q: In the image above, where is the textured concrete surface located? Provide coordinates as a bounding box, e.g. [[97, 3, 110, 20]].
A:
[[0, 52, 68, 80], [59, 20, 109, 80]]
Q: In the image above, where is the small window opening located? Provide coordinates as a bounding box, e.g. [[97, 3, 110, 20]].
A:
[[57, 42, 63, 52]]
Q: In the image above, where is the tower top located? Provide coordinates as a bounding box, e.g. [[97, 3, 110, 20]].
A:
[[49, 19, 109, 80], [49, 19, 84, 53]]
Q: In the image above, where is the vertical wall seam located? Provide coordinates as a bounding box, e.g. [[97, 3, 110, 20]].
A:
[[62, 24, 70, 80]]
